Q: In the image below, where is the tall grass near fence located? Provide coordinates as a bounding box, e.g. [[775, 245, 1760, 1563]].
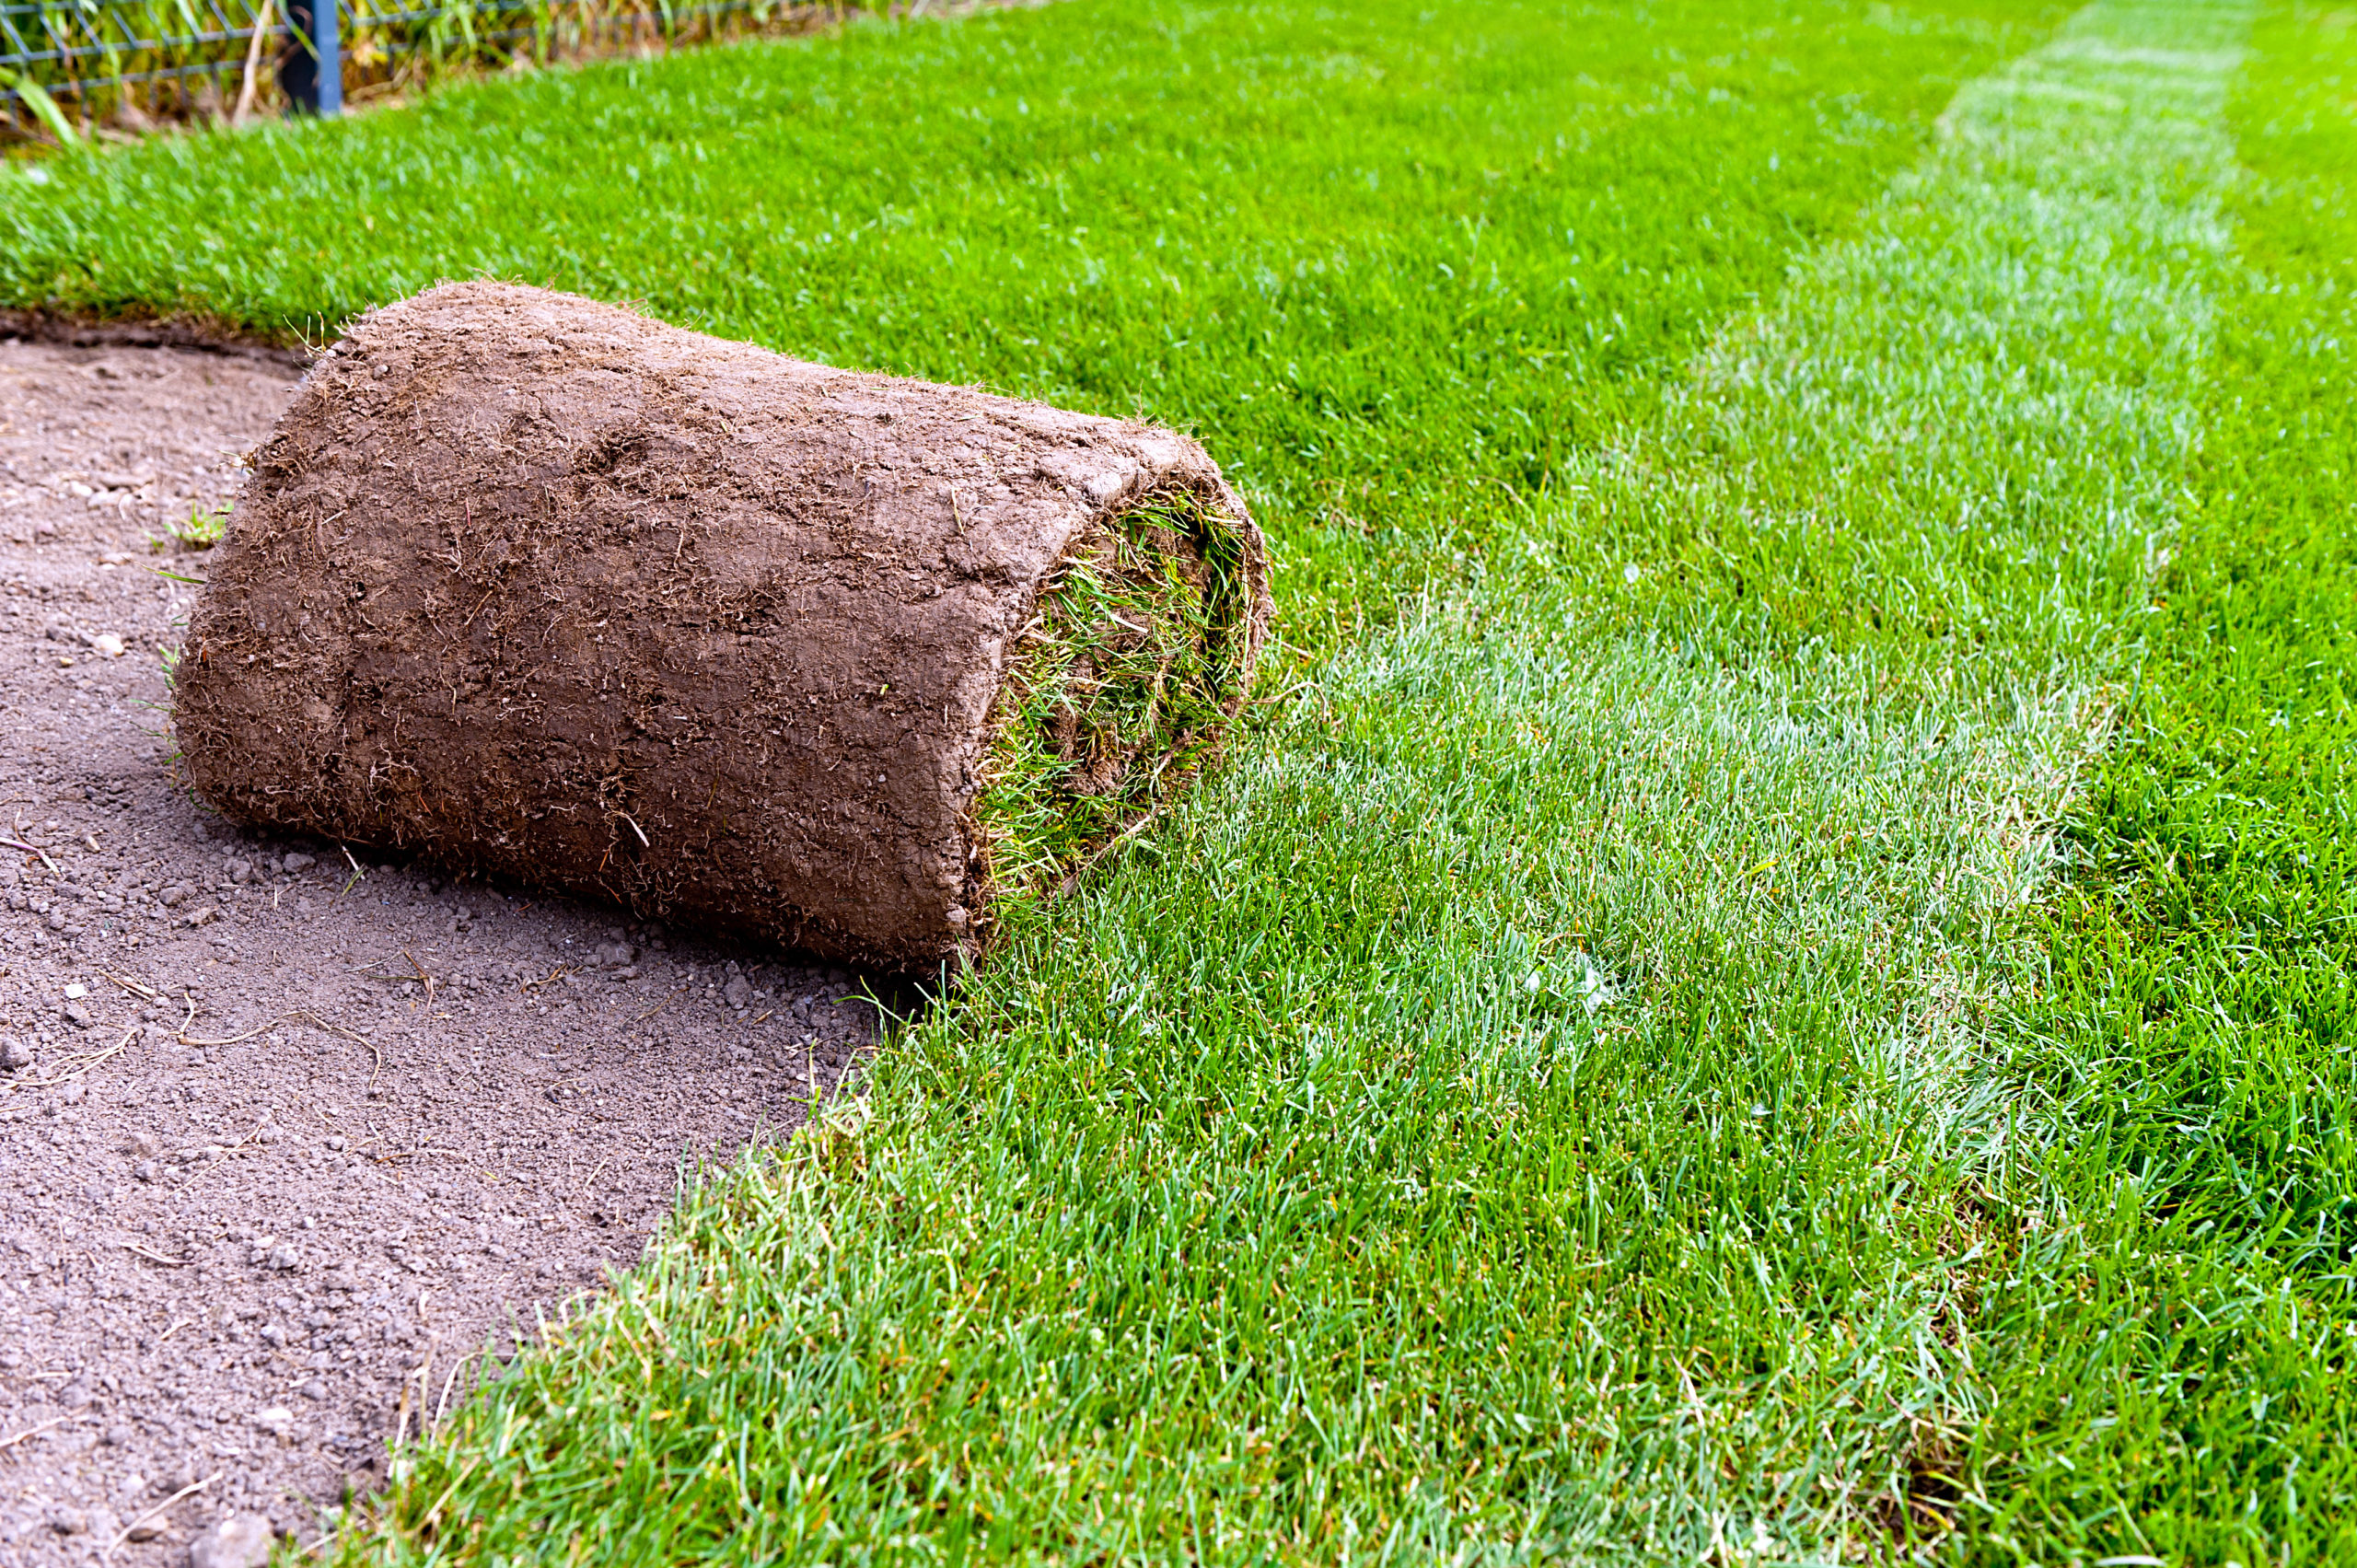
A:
[[0, 0, 886, 145]]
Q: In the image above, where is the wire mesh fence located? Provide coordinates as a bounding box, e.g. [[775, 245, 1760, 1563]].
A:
[[1, 0, 879, 142]]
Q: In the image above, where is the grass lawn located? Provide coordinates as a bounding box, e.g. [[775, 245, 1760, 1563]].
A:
[[0, 0, 2056, 645], [6, 0, 2352, 1560], [1959, 6, 2357, 1558]]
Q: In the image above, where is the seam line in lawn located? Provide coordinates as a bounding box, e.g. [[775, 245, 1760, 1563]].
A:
[[1268, 0, 2250, 1544], [1472, 0, 2249, 1117]]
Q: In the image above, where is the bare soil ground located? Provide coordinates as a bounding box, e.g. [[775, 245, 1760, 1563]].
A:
[[0, 335, 884, 1566]]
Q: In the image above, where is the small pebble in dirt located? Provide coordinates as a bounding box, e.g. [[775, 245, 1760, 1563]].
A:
[[284, 852, 316, 871], [300, 1378, 328, 1401], [47, 1507, 88, 1537], [1, 1035, 29, 1071], [189, 1512, 276, 1568]]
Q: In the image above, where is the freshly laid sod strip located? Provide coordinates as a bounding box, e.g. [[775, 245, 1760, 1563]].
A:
[[1956, 6, 2357, 1560], [0, 0, 2061, 641], [333, 2, 2267, 1562]]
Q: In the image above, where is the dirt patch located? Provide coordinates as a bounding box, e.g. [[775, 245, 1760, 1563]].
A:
[[0, 335, 886, 1564], [174, 283, 1269, 971]]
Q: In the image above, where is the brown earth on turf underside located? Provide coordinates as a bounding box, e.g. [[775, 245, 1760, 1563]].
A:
[[173, 282, 1271, 970]]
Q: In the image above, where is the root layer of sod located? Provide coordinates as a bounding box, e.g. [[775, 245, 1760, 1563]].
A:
[[980, 491, 1254, 903]]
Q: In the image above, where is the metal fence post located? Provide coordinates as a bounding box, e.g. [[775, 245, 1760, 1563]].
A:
[[277, 0, 340, 116], [317, 0, 340, 116]]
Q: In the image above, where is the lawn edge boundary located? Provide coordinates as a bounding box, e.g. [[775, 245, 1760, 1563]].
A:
[[0, 306, 308, 366]]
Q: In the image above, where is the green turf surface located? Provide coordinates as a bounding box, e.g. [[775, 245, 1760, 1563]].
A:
[[0, 0, 2054, 643], [10, 0, 2352, 1559], [1956, 6, 2357, 1559], [341, 0, 2255, 1558]]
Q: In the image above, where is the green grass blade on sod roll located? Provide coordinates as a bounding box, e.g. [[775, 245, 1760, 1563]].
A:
[[981, 488, 1260, 906]]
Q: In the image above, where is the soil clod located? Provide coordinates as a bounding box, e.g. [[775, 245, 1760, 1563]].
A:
[[186, 1513, 273, 1568]]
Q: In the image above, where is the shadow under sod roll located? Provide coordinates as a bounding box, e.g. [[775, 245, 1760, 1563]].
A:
[[175, 282, 1270, 970]]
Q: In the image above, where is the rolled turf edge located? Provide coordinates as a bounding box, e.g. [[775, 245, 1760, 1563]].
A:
[[173, 282, 1271, 970]]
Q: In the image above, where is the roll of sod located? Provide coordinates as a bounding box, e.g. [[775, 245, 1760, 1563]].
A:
[[174, 283, 1270, 970]]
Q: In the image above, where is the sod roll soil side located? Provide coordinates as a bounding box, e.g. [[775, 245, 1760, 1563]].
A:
[[174, 283, 1270, 970]]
